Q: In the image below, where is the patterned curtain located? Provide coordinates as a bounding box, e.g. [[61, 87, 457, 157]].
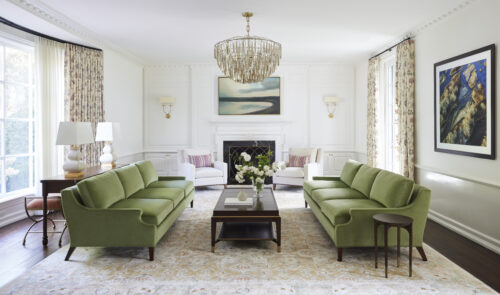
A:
[[395, 40, 416, 179], [367, 57, 380, 167], [64, 44, 104, 167]]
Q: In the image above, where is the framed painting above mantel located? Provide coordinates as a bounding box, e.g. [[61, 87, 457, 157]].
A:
[[218, 77, 281, 115], [434, 44, 496, 159]]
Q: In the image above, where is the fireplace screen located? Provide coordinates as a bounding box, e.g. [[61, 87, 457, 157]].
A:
[[223, 141, 276, 184]]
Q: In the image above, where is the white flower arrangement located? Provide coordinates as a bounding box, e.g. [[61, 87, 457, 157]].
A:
[[234, 150, 279, 195]]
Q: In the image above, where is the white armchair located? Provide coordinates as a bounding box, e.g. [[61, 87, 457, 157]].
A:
[[178, 149, 228, 188], [272, 147, 323, 189]]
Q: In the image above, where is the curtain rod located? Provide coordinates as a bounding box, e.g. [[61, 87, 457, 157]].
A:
[[369, 37, 411, 60], [0, 16, 102, 51]]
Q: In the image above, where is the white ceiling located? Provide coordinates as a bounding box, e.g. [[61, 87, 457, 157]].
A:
[[2, 0, 464, 65]]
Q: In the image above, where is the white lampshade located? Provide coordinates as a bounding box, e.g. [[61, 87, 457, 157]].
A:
[[159, 96, 176, 104], [95, 122, 120, 142], [323, 96, 340, 103], [56, 122, 94, 146]]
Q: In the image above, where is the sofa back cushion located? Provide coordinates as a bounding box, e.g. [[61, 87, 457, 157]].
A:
[[76, 171, 125, 208], [370, 170, 415, 208], [350, 165, 381, 197], [115, 165, 145, 197], [135, 161, 159, 187], [340, 159, 363, 186]]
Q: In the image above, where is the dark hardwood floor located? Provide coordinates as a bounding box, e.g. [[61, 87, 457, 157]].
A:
[[0, 214, 498, 292]]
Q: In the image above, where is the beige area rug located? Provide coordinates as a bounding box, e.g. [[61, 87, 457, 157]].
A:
[[1, 187, 496, 294]]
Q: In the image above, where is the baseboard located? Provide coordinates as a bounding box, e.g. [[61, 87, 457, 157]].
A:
[[428, 209, 500, 255], [0, 197, 25, 228]]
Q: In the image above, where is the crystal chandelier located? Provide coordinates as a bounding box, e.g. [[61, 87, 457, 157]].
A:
[[214, 12, 282, 84]]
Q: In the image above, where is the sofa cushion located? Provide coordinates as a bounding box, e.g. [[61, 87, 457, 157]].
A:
[[370, 170, 415, 208], [114, 165, 145, 197], [311, 188, 366, 203], [76, 171, 125, 208], [340, 160, 363, 187], [303, 180, 348, 195], [110, 198, 173, 226], [288, 154, 310, 167], [275, 167, 304, 178], [148, 180, 194, 197], [350, 165, 382, 197], [130, 188, 184, 207], [320, 199, 384, 226], [188, 154, 212, 168], [196, 167, 223, 178], [135, 161, 159, 187]]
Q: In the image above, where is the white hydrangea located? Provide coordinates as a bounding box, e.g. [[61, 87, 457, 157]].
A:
[[263, 165, 270, 171], [235, 164, 242, 171], [255, 177, 264, 183], [235, 173, 245, 183], [272, 162, 279, 171], [265, 170, 274, 177], [243, 153, 251, 162]]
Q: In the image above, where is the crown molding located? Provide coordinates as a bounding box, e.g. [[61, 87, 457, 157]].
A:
[[7, 0, 146, 65]]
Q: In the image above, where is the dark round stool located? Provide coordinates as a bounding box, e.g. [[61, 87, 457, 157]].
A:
[[373, 213, 413, 278]]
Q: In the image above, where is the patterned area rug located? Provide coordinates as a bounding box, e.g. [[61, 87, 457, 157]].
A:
[[1, 187, 495, 294]]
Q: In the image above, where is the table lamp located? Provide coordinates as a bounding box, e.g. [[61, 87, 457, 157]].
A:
[[56, 122, 94, 178], [95, 122, 120, 169]]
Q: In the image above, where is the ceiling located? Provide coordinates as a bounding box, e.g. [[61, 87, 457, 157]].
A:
[[2, 0, 464, 65]]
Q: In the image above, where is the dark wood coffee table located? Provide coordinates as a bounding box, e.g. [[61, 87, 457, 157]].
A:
[[211, 188, 281, 253]]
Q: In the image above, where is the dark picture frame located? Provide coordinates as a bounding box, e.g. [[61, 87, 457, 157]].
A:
[[218, 77, 281, 115], [434, 44, 496, 159]]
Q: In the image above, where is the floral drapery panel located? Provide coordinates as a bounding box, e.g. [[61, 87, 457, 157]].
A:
[[367, 57, 380, 167], [64, 44, 104, 167], [395, 39, 416, 179]]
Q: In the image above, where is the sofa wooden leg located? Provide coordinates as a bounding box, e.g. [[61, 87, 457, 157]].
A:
[[190, 200, 193, 208], [65, 247, 76, 261], [224, 184, 228, 189], [416, 246, 427, 261], [337, 248, 343, 262], [273, 184, 277, 190], [305, 201, 308, 208], [149, 247, 155, 261]]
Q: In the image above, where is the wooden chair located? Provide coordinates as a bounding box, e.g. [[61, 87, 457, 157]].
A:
[[23, 194, 67, 246]]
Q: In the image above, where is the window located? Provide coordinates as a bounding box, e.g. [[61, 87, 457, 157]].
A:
[[377, 52, 400, 174], [0, 36, 36, 198]]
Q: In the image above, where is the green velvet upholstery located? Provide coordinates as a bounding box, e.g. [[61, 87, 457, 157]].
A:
[[350, 165, 381, 197], [311, 188, 366, 203], [131, 188, 184, 207], [339, 160, 363, 186], [135, 160, 159, 187], [76, 171, 125, 208], [114, 165, 145, 197], [320, 199, 383, 225], [147, 180, 194, 197], [370, 170, 414, 208], [304, 179, 348, 195], [110, 198, 173, 226]]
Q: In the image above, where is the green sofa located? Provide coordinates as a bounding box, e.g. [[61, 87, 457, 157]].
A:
[[61, 160, 194, 261], [304, 160, 431, 262]]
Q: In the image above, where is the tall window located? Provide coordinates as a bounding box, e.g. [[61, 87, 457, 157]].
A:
[[377, 52, 400, 174], [0, 36, 36, 198]]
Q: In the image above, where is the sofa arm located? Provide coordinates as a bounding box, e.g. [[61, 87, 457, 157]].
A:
[[312, 176, 340, 181], [61, 187, 156, 247], [214, 161, 228, 184], [304, 162, 323, 181], [179, 162, 196, 182], [158, 176, 186, 181]]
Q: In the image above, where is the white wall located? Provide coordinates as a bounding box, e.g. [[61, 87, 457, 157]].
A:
[[354, 59, 368, 161], [143, 64, 357, 175], [103, 49, 144, 161]]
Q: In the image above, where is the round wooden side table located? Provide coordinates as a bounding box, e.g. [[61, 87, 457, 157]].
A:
[[373, 213, 413, 278]]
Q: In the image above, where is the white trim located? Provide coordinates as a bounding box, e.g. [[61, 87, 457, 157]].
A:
[[428, 209, 500, 255], [0, 197, 25, 228], [415, 163, 500, 189]]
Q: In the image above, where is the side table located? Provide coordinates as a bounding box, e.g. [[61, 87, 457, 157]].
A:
[[373, 213, 413, 278]]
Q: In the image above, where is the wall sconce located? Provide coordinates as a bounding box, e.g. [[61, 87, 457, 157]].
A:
[[323, 96, 340, 118], [159, 97, 176, 119]]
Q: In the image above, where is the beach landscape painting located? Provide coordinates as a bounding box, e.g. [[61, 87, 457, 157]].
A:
[[218, 77, 280, 115], [434, 44, 495, 159]]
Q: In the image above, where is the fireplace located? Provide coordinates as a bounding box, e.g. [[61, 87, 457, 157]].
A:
[[223, 140, 276, 184]]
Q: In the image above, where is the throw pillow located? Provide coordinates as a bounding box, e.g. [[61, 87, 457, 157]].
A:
[[289, 154, 310, 167], [188, 154, 212, 168]]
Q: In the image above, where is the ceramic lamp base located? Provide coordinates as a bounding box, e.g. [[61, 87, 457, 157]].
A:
[[101, 162, 116, 170], [64, 171, 84, 179]]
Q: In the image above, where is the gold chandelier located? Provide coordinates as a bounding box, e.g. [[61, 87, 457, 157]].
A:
[[214, 12, 282, 84]]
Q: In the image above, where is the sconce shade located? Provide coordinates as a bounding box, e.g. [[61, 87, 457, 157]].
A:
[[95, 122, 120, 142], [159, 96, 176, 104], [56, 122, 94, 145], [323, 96, 340, 103]]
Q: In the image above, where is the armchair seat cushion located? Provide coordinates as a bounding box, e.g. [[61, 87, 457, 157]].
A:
[[130, 188, 184, 207], [275, 167, 304, 178], [195, 167, 223, 178], [311, 188, 366, 203], [320, 199, 384, 226], [110, 198, 174, 226], [303, 180, 348, 195], [147, 180, 194, 197]]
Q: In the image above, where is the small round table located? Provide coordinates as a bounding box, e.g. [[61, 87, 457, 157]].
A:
[[373, 213, 413, 278]]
